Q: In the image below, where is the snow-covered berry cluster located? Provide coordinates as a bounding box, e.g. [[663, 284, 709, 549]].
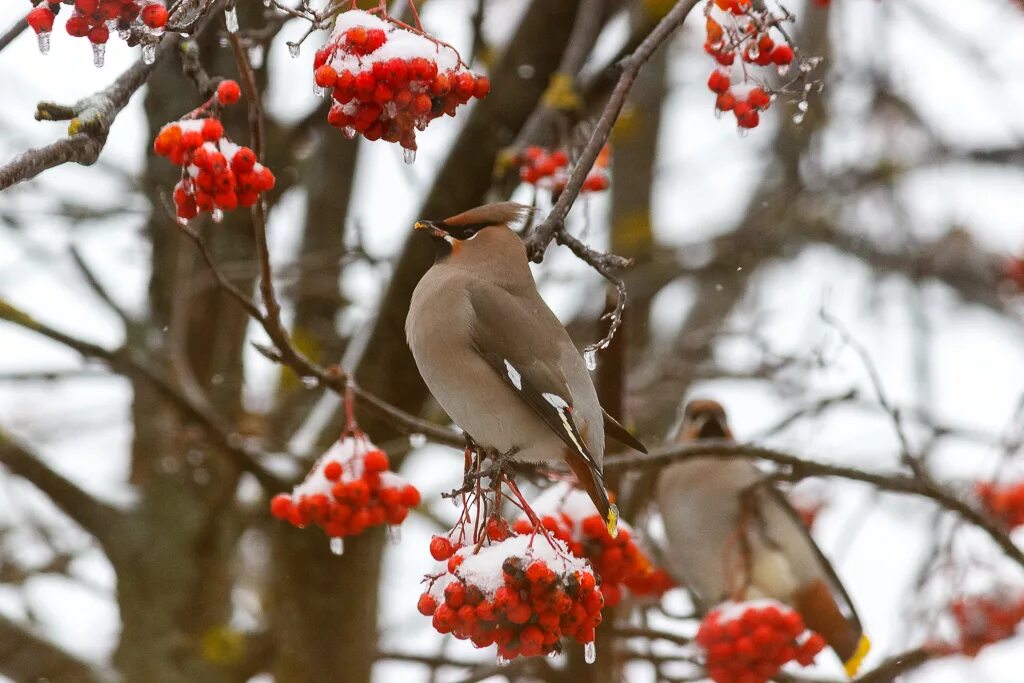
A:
[[514, 145, 611, 194], [419, 534, 603, 662], [512, 483, 672, 607], [313, 10, 490, 162], [948, 593, 1024, 657], [703, 0, 798, 130], [270, 435, 421, 542], [153, 81, 276, 223], [975, 480, 1024, 529], [26, 0, 167, 66], [696, 600, 826, 683]]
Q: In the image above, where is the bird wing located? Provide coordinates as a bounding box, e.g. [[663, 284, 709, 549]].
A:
[[756, 486, 867, 669], [466, 286, 599, 472], [603, 408, 647, 453]]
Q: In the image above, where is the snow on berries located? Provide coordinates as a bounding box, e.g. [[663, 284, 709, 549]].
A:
[[25, 0, 168, 65], [419, 533, 603, 662], [514, 145, 611, 194], [946, 592, 1024, 657], [696, 600, 826, 683], [269, 435, 421, 552], [975, 480, 1024, 529], [152, 90, 275, 224], [512, 483, 673, 608], [703, 0, 810, 132], [312, 10, 490, 162]]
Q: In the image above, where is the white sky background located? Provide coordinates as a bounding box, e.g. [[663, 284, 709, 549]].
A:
[[2, 0, 1024, 681]]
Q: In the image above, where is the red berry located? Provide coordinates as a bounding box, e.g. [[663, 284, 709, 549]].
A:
[[323, 460, 343, 481], [315, 65, 338, 88], [26, 6, 55, 33], [201, 118, 224, 141], [771, 45, 794, 65], [140, 2, 167, 29], [88, 24, 110, 44], [430, 536, 454, 561], [65, 14, 89, 37], [217, 80, 242, 105], [270, 494, 292, 519], [363, 450, 389, 473], [707, 70, 730, 94]]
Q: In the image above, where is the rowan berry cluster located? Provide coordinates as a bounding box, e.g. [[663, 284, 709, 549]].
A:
[[152, 81, 276, 223], [948, 593, 1024, 656], [513, 484, 673, 607], [26, 0, 167, 65], [703, 0, 797, 130], [975, 480, 1024, 529], [514, 145, 611, 194], [313, 10, 490, 162], [419, 534, 603, 661], [696, 600, 826, 683], [270, 436, 421, 540]]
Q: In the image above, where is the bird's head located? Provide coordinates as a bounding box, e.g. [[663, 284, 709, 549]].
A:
[[678, 399, 733, 442], [414, 202, 534, 243]]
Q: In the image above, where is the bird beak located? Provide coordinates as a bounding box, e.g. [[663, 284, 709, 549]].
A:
[[414, 220, 448, 239]]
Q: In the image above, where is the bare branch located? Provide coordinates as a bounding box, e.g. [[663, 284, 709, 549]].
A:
[[605, 441, 1024, 570], [0, 431, 123, 549], [524, 0, 703, 261], [0, 17, 28, 54], [0, 36, 177, 190], [0, 612, 111, 683]]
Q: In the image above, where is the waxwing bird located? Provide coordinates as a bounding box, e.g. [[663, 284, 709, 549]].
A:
[[405, 201, 646, 536], [656, 399, 870, 676]]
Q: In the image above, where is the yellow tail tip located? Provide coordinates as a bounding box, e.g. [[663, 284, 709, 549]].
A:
[[606, 504, 619, 538], [843, 634, 871, 678]]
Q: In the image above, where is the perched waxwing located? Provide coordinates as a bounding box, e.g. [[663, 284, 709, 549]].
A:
[[656, 399, 870, 676], [405, 201, 646, 536]]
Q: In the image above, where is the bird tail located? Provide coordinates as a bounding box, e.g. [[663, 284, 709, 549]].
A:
[[564, 447, 619, 538]]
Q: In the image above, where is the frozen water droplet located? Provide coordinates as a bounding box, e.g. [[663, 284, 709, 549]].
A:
[[105, 18, 117, 30], [92, 43, 106, 68], [792, 112, 805, 125], [211, 208, 224, 223], [118, 27, 130, 40], [313, 83, 325, 97], [37, 31, 50, 55], [409, 433, 426, 448], [403, 147, 416, 165], [777, 64, 790, 77], [797, 100, 809, 112], [224, 6, 239, 33], [387, 525, 402, 544], [342, 126, 356, 140], [330, 537, 344, 555], [248, 45, 265, 69], [142, 43, 157, 64], [288, 42, 300, 58], [583, 348, 597, 371], [496, 655, 511, 667], [585, 641, 596, 664], [713, 107, 723, 120], [301, 376, 318, 388], [736, 126, 749, 139], [176, 216, 190, 226]]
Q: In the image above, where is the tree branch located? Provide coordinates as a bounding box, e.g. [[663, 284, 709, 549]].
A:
[[0, 613, 111, 683], [0, 35, 177, 190], [0, 431, 123, 550], [523, 0, 702, 261], [605, 441, 1024, 569]]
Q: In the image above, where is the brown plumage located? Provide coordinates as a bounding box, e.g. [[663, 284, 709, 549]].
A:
[[406, 202, 645, 536], [657, 399, 869, 675]]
